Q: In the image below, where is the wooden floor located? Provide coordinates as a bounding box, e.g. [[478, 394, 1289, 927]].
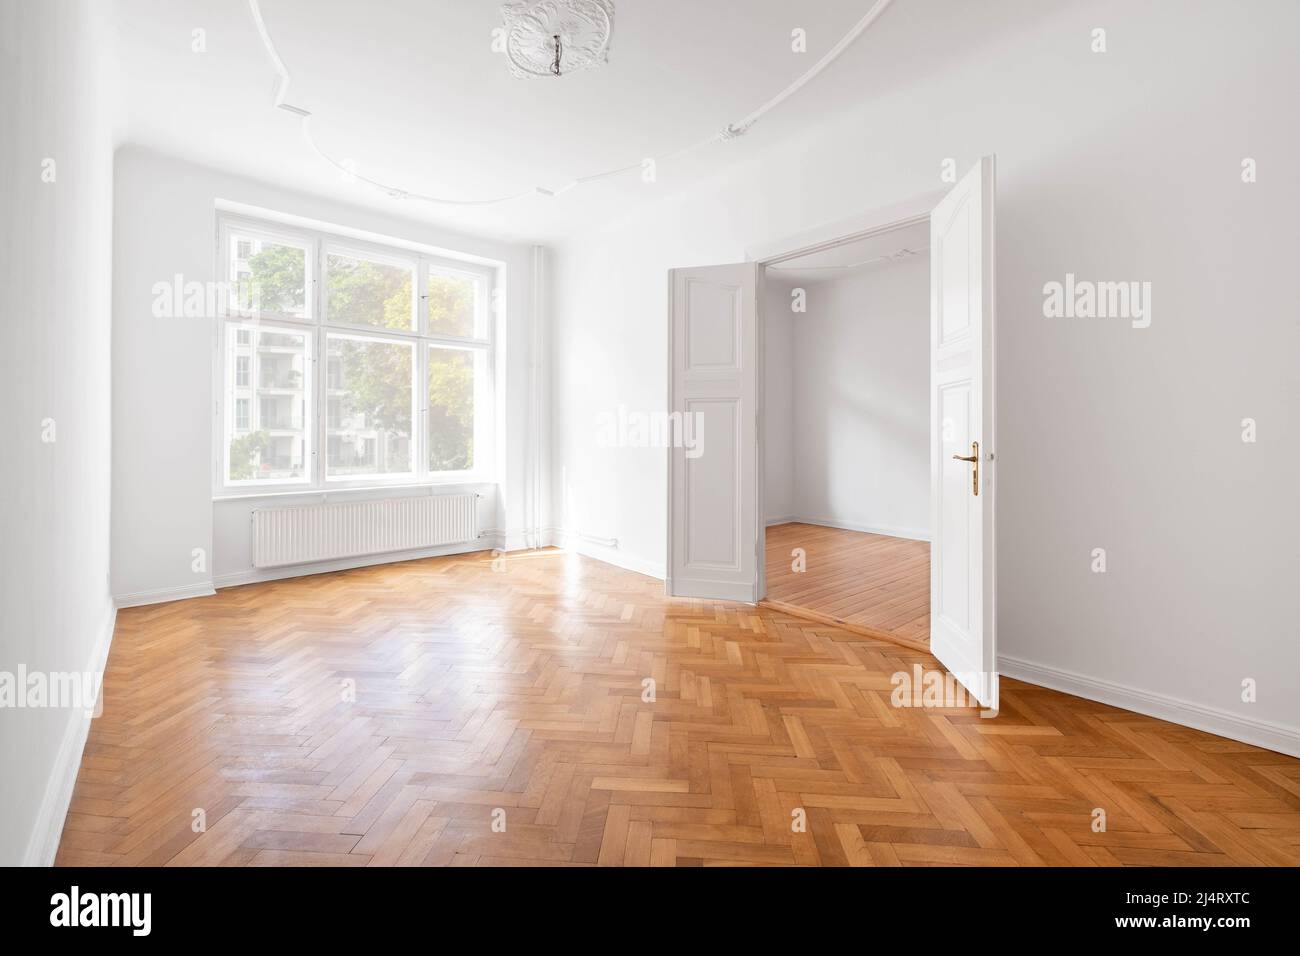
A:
[[764, 522, 930, 649], [57, 548, 1300, 867]]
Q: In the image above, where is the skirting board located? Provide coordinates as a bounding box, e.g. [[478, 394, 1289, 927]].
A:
[[22, 604, 117, 866], [115, 581, 216, 609], [1001, 654, 1300, 759], [668, 578, 757, 602], [550, 530, 665, 581], [767, 515, 930, 542]]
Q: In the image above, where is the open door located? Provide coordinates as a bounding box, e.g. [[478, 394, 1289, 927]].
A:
[[666, 262, 762, 602], [929, 156, 998, 710]]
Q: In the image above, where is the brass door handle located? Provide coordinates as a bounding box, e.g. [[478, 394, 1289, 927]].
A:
[[952, 441, 979, 496]]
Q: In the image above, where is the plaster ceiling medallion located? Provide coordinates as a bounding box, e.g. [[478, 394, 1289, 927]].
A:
[[501, 0, 614, 78]]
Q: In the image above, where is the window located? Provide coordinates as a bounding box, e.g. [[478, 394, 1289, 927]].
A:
[[217, 216, 497, 491], [226, 229, 311, 320], [428, 346, 481, 472], [426, 264, 486, 339], [325, 334, 415, 479], [223, 323, 311, 484], [324, 247, 417, 331]]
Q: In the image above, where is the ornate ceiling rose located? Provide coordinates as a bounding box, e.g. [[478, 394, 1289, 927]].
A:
[[501, 0, 615, 78]]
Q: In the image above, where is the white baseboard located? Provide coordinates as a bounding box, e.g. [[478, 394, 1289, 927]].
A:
[[769, 515, 931, 542], [551, 530, 665, 581], [22, 604, 117, 866], [213, 537, 501, 590], [493, 528, 554, 552], [114, 582, 216, 609], [1001, 654, 1300, 758], [665, 578, 756, 602]]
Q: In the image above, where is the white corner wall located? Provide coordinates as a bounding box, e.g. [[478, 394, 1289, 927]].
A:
[[771, 258, 930, 538], [551, 0, 1300, 753], [763, 278, 794, 523], [111, 148, 547, 603], [0, 0, 117, 865]]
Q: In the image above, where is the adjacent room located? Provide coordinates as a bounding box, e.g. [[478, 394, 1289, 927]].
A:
[[4, 0, 1299, 887], [762, 223, 931, 648]]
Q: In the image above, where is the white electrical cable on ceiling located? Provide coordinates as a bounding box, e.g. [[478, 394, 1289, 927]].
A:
[[246, 0, 896, 207]]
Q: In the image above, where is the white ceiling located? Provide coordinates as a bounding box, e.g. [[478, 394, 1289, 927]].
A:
[[112, 0, 1057, 242]]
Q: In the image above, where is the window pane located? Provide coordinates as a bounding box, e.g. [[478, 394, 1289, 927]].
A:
[[326, 335, 415, 478], [326, 250, 416, 330], [428, 346, 478, 472], [228, 233, 309, 319], [226, 325, 310, 482], [426, 266, 483, 339]]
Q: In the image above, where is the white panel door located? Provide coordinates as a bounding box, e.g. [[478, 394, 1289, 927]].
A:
[[929, 156, 998, 710], [667, 262, 760, 602]]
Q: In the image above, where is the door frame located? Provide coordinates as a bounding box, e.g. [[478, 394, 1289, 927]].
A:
[[741, 188, 958, 616]]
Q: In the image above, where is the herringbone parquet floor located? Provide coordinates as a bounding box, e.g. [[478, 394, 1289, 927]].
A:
[[56, 549, 1300, 866], [764, 522, 930, 649]]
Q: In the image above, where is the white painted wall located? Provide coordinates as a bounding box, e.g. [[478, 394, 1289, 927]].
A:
[[763, 278, 794, 523], [0, 0, 117, 865], [794, 258, 929, 538], [111, 148, 547, 602], [552, 0, 1300, 750]]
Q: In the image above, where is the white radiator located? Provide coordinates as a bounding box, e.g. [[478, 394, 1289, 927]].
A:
[[252, 494, 478, 568]]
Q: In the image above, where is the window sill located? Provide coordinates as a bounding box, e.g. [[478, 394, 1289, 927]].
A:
[[213, 479, 495, 503]]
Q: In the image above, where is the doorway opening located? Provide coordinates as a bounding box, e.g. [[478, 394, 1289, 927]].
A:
[[759, 219, 932, 650], [667, 157, 997, 708]]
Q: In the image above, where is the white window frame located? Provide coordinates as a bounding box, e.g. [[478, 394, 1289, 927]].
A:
[[213, 214, 498, 496]]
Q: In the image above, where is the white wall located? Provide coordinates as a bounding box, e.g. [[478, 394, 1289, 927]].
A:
[[770, 258, 930, 538], [111, 148, 547, 602], [0, 0, 117, 865], [552, 0, 1300, 751], [763, 278, 794, 523]]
